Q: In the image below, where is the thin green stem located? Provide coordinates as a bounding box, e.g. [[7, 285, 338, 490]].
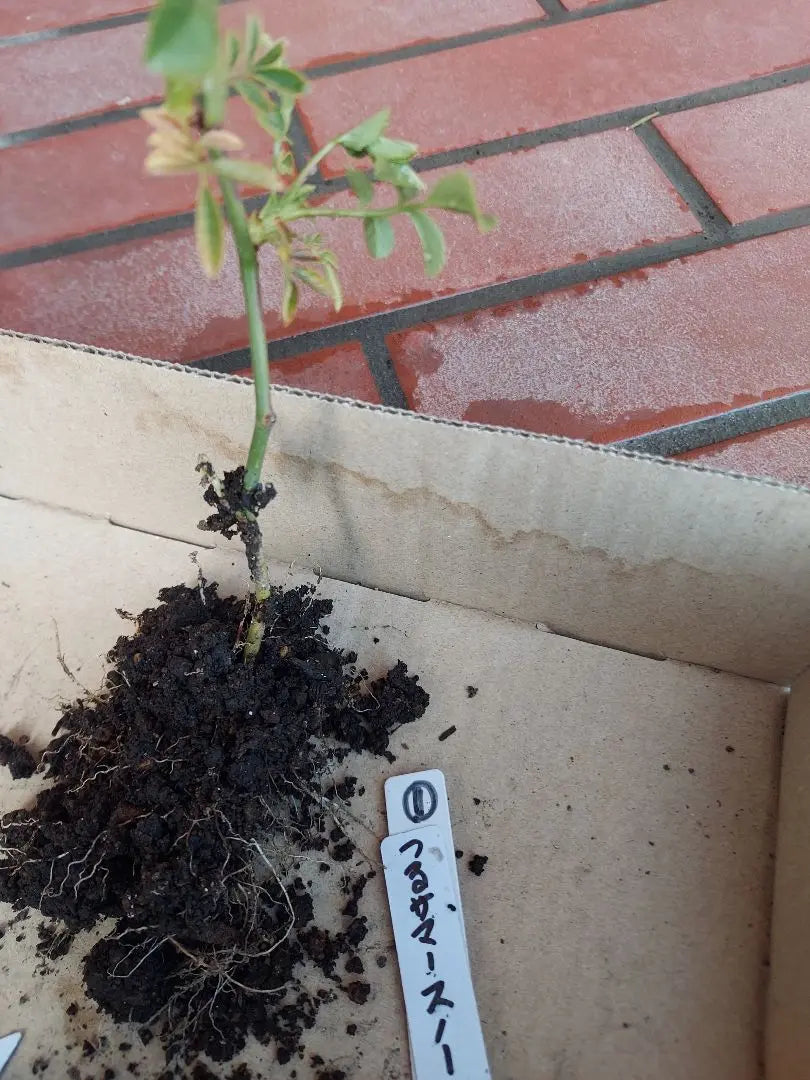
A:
[[284, 138, 340, 199], [216, 173, 274, 663], [286, 203, 418, 223], [217, 174, 274, 493]]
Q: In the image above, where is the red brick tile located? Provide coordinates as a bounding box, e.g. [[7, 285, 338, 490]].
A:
[[2, 120, 193, 253], [233, 345, 380, 403], [300, 0, 810, 172], [264, 0, 543, 68], [0, 24, 158, 136], [0, 131, 694, 357], [0, 2, 148, 38], [387, 227, 810, 441], [655, 83, 810, 224], [0, 0, 541, 136], [0, 99, 269, 254], [680, 421, 810, 489]]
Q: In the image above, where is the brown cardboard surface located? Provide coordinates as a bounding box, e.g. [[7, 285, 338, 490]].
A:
[[767, 669, 810, 1079], [0, 498, 785, 1079], [4, 331, 810, 682]]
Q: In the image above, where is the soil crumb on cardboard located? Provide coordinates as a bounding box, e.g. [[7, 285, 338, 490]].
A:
[[468, 854, 489, 876], [0, 582, 428, 1074]]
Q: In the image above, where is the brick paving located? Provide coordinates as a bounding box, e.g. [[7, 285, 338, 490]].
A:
[[1, 0, 809, 483]]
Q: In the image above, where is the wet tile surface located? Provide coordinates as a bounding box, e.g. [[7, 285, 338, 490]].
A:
[[388, 228, 810, 441]]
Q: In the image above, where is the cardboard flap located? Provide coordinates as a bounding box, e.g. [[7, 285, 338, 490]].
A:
[[3, 331, 810, 682], [0, 497, 785, 1080], [767, 670, 810, 1078]]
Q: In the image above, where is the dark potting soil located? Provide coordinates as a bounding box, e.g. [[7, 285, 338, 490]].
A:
[[0, 580, 428, 1074], [0, 733, 36, 779]]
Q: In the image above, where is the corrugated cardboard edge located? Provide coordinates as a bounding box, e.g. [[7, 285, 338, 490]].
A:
[[3, 326, 807, 494], [767, 668, 810, 1079], [4, 329, 810, 683]]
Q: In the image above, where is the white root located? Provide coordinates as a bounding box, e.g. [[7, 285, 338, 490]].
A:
[[168, 936, 289, 997], [67, 763, 125, 794], [52, 832, 108, 899], [110, 934, 172, 978]]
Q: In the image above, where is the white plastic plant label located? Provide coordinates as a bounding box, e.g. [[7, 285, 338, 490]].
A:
[[384, 769, 468, 956], [381, 824, 490, 1080]]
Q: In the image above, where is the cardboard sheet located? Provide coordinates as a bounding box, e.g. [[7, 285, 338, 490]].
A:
[[4, 332, 810, 683], [0, 499, 785, 1079]]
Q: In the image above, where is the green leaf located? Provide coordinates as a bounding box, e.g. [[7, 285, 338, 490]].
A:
[[423, 171, 496, 231], [346, 169, 374, 205], [281, 277, 299, 324], [212, 157, 281, 191], [202, 77, 227, 128], [408, 210, 446, 278], [261, 107, 289, 139], [369, 135, 418, 163], [194, 183, 225, 278], [164, 76, 196, 115], [338, 109, 390, 155], [234, 77, 268, 111], [293, 265, 330, 296], [274, 145, 295, 176], [225, 31, 240, 69], [363, 216, 395, 259], [233, 78, 288, 136], [253, 65, 307, 95], [373, 158, 423, 200], [323, 261, 343, 312], [293, 260, 343, 314], [145, 0, 218, 78], [244, 15, 260, 62], [256, 39, 284, 66]]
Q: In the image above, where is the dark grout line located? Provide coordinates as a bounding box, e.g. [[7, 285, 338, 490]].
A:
[[189, 202, 810, 375], [0, 8, 151, 47], [634, 123, 731, 240], [0, 190, 266, 270], [562, 0, 667, 16], [613, 391, 810, 457], [0, 212, 195, 269], [287, 107, 318, 172], [302, 17, 548, 78], [536, 0, 568, 15], [0, 103, 147, 149], [0, 0, 242, 49], [361, 329, 410, 409]]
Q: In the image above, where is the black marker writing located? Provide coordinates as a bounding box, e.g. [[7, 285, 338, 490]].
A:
[[396, 829, 463, 1075], [421, 980, 455, 1014], [442, 1044, 455, 1075], [399, 837, 424, 858], [411, 918, 437, 945], [402, 780, 438, 823], [411, 893, 434, 920], [404, 861, 430, 892]]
